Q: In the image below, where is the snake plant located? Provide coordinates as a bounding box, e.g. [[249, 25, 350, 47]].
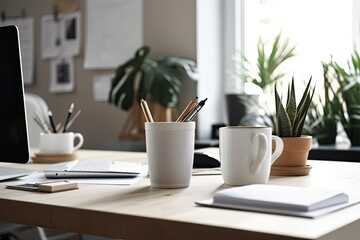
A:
[[275, 77, 315, 137], [108, 46, 198, 111]]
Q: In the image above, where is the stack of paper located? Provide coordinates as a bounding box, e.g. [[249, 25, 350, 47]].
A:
[[196, 184, 359, 218]]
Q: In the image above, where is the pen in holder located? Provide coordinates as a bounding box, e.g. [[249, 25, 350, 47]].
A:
[[32, 103, 83, 163], [145, 121, 196, 188], [140, 97, 205, 188], [140, 97, 208, 123], [33, 102, 81, 134]]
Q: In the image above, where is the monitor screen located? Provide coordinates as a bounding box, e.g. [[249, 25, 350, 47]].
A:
[[0, 25, 29, 163]]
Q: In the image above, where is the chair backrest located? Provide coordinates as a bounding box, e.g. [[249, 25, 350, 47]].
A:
[[25, 93, 49, 148]]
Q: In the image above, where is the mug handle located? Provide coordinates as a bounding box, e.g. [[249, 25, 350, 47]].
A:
[[250, 133, 268, 174], [73, 133, 84, 151], [271, 136, 284, 164]]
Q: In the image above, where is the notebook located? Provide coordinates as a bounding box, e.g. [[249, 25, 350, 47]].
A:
[[196, 184, 359, 218], [44, 160, 143, 178]]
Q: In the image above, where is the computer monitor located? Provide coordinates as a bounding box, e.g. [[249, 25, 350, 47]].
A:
[[0, 25, 30, 164]]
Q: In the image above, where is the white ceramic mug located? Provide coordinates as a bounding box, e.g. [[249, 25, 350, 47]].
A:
[[39, 132, 84, 154], [219, 126, 283, 186], [145, 122, 195, 188]]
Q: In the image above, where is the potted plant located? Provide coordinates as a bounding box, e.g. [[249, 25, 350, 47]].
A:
[[271, 77, 315, 176], [329, 51, 360, 145], [306, 62, 340, 145], [229, 33, 297, 126], [108, 46, 198, 139]]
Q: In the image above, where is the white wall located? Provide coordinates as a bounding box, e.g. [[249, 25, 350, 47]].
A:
[[196, 0, 224, 139]]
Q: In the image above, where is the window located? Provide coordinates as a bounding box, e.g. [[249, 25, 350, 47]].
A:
[[231, 0, 355, 88], [197, 0, 359, 138]]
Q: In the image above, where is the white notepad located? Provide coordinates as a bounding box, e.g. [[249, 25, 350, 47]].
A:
[[196, 184, 360, 218]]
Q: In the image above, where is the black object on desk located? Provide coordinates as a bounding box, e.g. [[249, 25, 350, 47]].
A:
[[193, 152, 220, 168], [308, 145, 360, 162], [195, 139, 219, 149]]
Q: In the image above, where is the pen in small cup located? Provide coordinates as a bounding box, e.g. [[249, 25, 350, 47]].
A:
[[48, 110, 57, 133], [63, 103, 74, 132], [33, 112, 51, 133]]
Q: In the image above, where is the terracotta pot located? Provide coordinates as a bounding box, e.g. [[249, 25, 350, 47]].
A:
[[272, 136, 312, 167]]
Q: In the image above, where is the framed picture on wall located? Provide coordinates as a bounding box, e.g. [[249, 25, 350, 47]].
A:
[[50, 57, 75, 93]]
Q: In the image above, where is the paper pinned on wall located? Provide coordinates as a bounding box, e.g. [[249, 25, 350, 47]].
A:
[[41, 12, 81, 59], [84, 0, 143, 69], [92, 74, 113, 102], [50, 57, 75, 93], [0, 18, 35, 85]]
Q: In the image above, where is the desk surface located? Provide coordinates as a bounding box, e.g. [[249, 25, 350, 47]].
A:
[[1, 148, 360, 240]]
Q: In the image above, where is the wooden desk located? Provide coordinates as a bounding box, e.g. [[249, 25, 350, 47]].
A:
[[0, 148, 360, 240]]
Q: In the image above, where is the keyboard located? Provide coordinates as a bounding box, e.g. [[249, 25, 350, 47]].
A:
[[69, 161, 111, 172], [44, 160, 144, 178]]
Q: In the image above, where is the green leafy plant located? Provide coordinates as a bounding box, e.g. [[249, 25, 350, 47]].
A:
[[229, 33, 297, 127], [275, 77, 315, 137], [240, 33, 297, 90], [306, 62, 341, 144], [329, 50, 360, 145], [108, 46, 198, 111]]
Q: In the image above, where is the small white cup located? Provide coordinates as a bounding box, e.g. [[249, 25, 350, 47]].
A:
[[145, 122, 195, 188], [219, 126, 283, 186], [39, 132, 84, 154]]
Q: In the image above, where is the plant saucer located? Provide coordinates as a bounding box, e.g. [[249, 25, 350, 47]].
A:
[[32, 152, 77, 163], [270, 165, 312, 176]]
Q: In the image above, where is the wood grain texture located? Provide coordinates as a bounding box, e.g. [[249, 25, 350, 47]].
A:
[[0, 148, 360, 239]]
